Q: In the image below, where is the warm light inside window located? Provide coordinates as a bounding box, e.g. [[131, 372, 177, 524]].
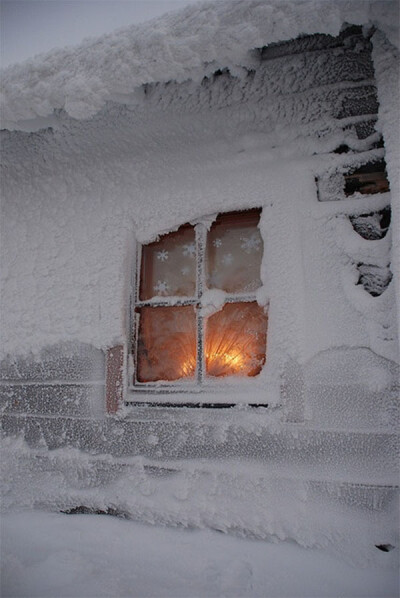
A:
[[135, 210, 267, 385], [137, 305, 196, 382], [137, 302, 267, 382], [205, 302, 267, 377]]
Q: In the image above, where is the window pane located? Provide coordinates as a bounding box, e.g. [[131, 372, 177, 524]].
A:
[[206, 209, 262, 293], [137, 306, 196, 382], [205, 302, 267, 377], [140, 225, 196, 300]]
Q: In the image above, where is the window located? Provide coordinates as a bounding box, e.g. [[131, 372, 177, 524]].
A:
[[131, 209, 268, 392]]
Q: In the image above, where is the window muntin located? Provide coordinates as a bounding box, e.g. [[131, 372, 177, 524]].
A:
[[133, 209, 267, 387]]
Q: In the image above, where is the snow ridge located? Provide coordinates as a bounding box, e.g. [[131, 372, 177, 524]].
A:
[[1, 0, 398, 128]]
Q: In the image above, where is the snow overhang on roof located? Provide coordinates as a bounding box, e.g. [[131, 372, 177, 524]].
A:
[[1, 0, 399, 131]]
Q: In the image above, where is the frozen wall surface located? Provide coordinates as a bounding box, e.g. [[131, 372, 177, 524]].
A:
[[0, 1, 399, 562], [1, 0, 399, 126]]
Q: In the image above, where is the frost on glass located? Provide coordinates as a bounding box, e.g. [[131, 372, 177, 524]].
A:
[[137, 306, 196, 382], [140, 225, 196, 300], [206, 209, 262, 293], [205, 301, 267, 377]]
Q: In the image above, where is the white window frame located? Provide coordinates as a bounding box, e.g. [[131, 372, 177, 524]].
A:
[[127, 209, 269, 406]]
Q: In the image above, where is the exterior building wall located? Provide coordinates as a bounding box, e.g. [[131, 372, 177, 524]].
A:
[[1, 28, 398, 552]]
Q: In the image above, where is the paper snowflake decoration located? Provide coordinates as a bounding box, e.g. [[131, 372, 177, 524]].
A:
[[240, 234, 261, 253], [153, 280, 169, 295], [207, 270, 222, 287], [182, 243, 196, 258], [213, 238, 222, 248], [156, 250, 169, 262], [222, 253, 234, 265], [181, 266, 191, 276]]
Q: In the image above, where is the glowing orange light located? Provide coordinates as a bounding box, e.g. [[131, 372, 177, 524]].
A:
[[137, 305, 197, 382], [205, 350, 246, 374], [137, 302, 267, 382], [205, 302, 267, 378], [180, 356, 196, 377]]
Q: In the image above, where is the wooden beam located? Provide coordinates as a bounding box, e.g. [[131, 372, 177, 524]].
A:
[[106, 345, 124, 414], [344, 170, 390, 196]]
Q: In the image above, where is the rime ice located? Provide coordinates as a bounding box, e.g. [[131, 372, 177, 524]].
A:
[[0, 2, 399, 595]]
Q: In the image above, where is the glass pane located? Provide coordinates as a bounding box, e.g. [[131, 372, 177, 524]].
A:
[[205, 302, 267, 377], [140, 225, 196, 300], [206, 209, 262, 293], [137, 306, 196, 382]]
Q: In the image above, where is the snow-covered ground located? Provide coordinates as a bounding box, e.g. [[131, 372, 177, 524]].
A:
[[1, 510, 398, 598]]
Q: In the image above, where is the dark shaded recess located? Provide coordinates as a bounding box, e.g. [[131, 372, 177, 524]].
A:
[[357, 263, 392, 296], [344, 159, 390, 196], [350, 119, 377, 140], [314, 177, 321, 202], [375, 544, 395, 552], [213, 68, 229, 78], [350, 206, 391, 240], [62, 506, 130, 518], [334, 136, 384, 155], [201, 67, 231, 86], [334, 144, 350, 154]]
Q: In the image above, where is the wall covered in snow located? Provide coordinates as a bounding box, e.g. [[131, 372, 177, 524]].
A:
[[1, 1, 399, 561], [1, 0, 399, 126], [1, 21, 398, 365]]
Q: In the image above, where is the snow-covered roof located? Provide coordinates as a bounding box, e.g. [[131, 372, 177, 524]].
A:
[[1, 0, 398, 129]]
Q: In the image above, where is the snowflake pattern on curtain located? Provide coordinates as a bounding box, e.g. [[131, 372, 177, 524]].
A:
[[206, 210, 262, 293], [240, 234, 261, 253], [153, 280, 170, 295], [140, 225, 196, 300], [182, 243, 196, 258], [156, 250, 169, 262]]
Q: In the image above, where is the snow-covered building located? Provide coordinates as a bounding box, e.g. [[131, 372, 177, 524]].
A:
[[1, 0, 399, 562]]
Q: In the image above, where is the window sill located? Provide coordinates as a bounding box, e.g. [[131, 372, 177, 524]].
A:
[[126, 387, 270, 407]]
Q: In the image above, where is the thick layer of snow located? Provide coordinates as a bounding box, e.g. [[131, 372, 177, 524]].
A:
[[1, 0, 399, 127], [372, 29, 400, 351], [1, 0, 398, 364], [2, 434, 398, 568], [2, 138, 396, 364], [1, 510, 398, 598]]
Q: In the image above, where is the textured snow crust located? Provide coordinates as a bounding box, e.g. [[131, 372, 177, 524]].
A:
[[1, 12, 399, 369], [1, 0, 399, 128], [1, 4, 399, 583], [372, 30, 400, 349], [1, 434, 399, 572], [1, 510, 398, 598]]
